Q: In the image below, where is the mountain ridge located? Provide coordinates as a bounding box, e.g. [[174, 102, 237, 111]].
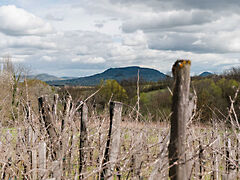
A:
[[47, 66, 167, 86], [199, 71, 213, 77]]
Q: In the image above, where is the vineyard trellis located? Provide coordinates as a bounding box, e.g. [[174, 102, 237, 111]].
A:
[[0, 60, 239, 179]]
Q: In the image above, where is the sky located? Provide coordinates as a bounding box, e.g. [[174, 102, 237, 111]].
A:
[[0, 0, 240, 77]]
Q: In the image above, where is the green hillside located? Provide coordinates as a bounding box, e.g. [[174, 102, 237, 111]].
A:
[[47, 66, 167, 86]]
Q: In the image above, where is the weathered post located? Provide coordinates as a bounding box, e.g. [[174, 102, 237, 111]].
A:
[[38, 96, 59, 160], [30, 127, 37, 180], [24, 102, 32, 179], [211, 123, 219, 180], [100, 101, 123, 180], [60, 94, 72, 175], [38, 141, 47, 178], [131, 132, 144, 180], [199, 140, 204, 179], [222, 137, 236, 180], [52, 94, 59, 125], [38, 96, 61, 180], [168, 60, 191, 180], [237, 137, 239, 180], [78, 102, 88, 179]]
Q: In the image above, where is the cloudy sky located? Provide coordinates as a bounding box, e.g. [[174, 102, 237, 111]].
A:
[[0, 0, 240, 77]]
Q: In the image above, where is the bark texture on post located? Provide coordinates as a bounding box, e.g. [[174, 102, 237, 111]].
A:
[[38, 96, 59, 160], [60, 94, 72, 175], [38, 141, 47, 178], [52, 94, 59, 125], [30, 128, 37, 180], [79, 102, 88, 179], [101, 101, 123, 180], [168, 60, 191, 180]]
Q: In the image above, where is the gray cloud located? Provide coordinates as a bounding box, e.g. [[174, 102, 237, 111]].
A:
[[94, 23, 104, 28], [122, 10, 216, 33], [147, 27, 240, 54], [110, 0, 240, 12]]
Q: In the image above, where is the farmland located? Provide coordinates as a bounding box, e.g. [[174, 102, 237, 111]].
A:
[[0, 59, 240, 179]]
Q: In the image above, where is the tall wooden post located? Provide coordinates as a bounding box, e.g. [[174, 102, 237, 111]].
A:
[[237, 137, 239, 180], [100, 101, 123, 180], [30, 127, 37, 180], [79, 102, 88, 179], [198, 140, 204, 179], [52, 94, 59, 125], [38, 96, 59, 160], [38, 141, 47, 178], [38, 96, 61, 180], [168, 60, 191, 180]]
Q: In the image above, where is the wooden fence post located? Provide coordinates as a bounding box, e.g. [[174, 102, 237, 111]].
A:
[[211, 123, 220, 180], [237, 136, 239, 179], [168, 60, 191, 180], [23, 102, 32, 179], [79, 102, 88, 179], [39, 96, 59, 160], [198, 140, 204, 179], [222, 136, 236, 180], [30, 127, 38, 180], [211, 140, 219, 180], [100, 101, 123, 180], [52, 94, 59, 125], [38, 141, 47, 178], [60, 94, 72, 176], [38, 96, 61, 180]]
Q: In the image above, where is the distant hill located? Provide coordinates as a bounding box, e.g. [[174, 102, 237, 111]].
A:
[[24, 73, 75, 82], [199, 72, 213, 77], [47, 66, 167, 86], [33, 74, 63, 81], [60, 76, 76, 80]]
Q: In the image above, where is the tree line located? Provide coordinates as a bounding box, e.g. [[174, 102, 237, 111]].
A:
[[58, 67, 240, 123], [1, 55, 240, 125]]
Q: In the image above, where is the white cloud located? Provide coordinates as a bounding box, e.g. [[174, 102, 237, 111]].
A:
[[0, 33, 56, 50], [87, 57, 106, 63], [41, 55, 54, 62], [45, 14, 64, 21], [72, 56, 106, 64], [0, 5, 54, 36], [122, 30, 147, 47]]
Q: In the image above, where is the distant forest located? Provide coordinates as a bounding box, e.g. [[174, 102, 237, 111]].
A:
[[58, 66, 240, 123]]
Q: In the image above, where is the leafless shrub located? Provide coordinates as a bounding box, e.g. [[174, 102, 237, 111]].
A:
[[0, 83, 239, 179]]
